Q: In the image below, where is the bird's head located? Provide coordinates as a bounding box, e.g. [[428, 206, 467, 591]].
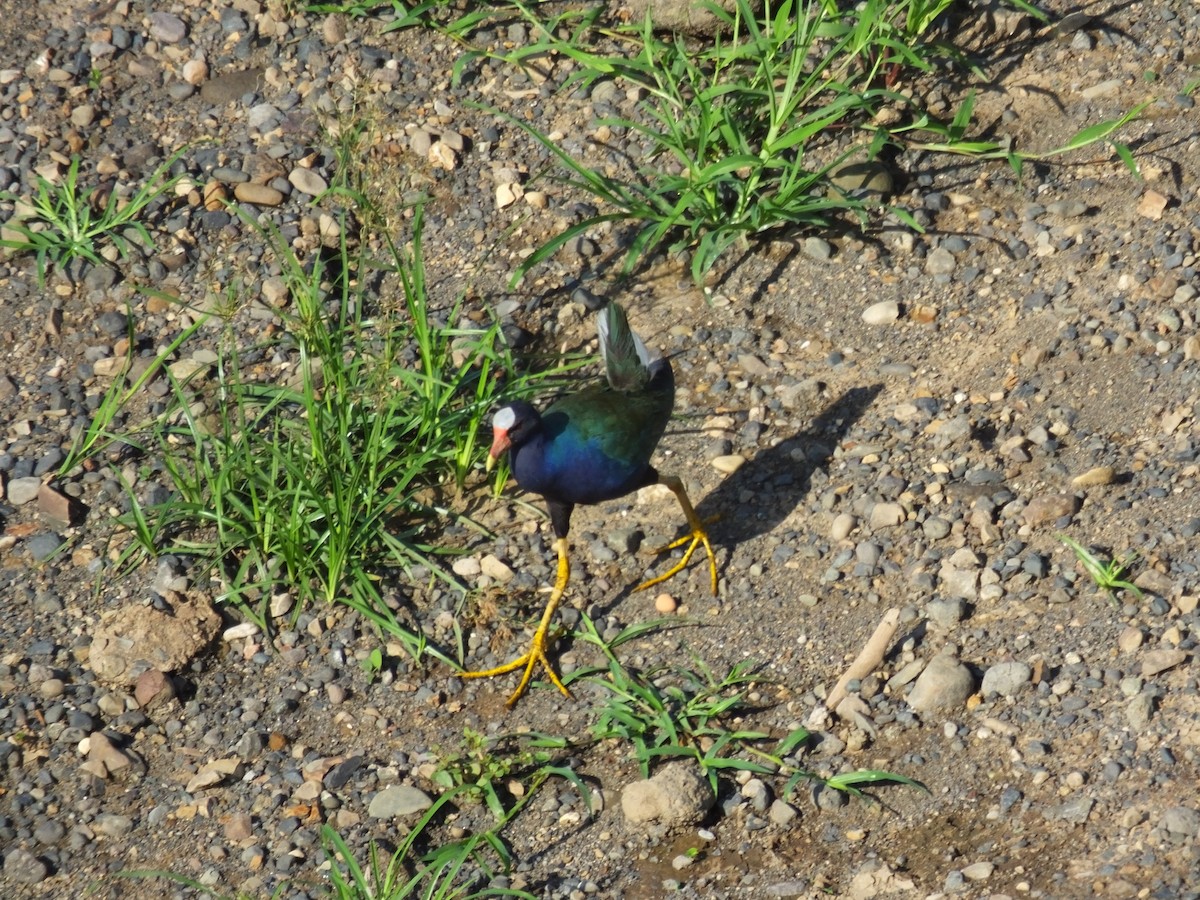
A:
[[487, 401, 540, 472]]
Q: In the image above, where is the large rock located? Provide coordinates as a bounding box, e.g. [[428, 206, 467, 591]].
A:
[[621, 762, 713, 827], [87, 595, 221, 684]]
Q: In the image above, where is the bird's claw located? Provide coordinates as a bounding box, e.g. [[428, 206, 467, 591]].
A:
[[460, 631, 571, 708], [634, 514, 720, 596], [460, 536, 572, 708]]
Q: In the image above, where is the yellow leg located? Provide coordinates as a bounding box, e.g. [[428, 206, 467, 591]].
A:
[[634, 475, 719, 596], [460, 536, 572, 708]]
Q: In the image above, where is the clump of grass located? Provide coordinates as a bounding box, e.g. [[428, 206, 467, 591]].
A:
[[569, 615, 925, 801], [493, 0, 1142, 284], [431, 727, 590, 821], [111, 200, 566, 664], [1058, 534, 1143, 605], [0, 148, 185, 285], [323, 793, 540, 899]]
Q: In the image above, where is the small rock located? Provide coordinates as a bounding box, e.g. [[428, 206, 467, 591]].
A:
[[868, 502, 904, 529], [961, 861, 994, 881], [981, 661, 1032, 697], [134, 668, 176, 710], [288, 167, 328, 197], [84, 731, 136, 778], [224, 812, 254, 842], [712, 454, 746, 474], [1136, 189, 1169, 220], [480, 554, 514, 583], [925, 246, 956, 276], [233, 183, 284, 206], [926, 598, 966, 628], [906, 653, 976, 713], [1159, 806, 1200, 838], [182, 58, 208, 85], [1117, 626, 1144, 653], [803, 236, 833, 261], [94, 814, 134, 838], [1080, 78, 1122, 100], [1022, 493, 1079, 527], [830, 513, 856, 541], [223, 622, 260, 641], [1126, 692, 1156, 730], [88, 598, 222, 684], [862, 300, 899, 325], [621, 762, 713, 826], [1048, 796, 1094, 824], [6, 476, 43, 505], [768, 799, 798, 826], [148, 12, 187, 43], [368, 785, 433, 818], [496, 182, 523, 209], [1072, 466, 1115, 487], [26, 532, 64, 562], [452, 557, 481, 578], [939, 566, 980, 600], [3, 847, 49, 884], [1142, 648, 1187, 677]]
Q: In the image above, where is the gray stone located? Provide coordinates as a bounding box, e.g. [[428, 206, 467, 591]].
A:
[[981, 661, 1032, 697], [925, 246, 956, 275], [926, 598, 967, 628], [803, 236, 833, 261], [368, 785, 433, 818], [148, 12, 187, 43], [1159, 806, 1200, 838], [3, 847, 49, 884], [7, 476, 42, 505], [1047, 796, 1094, 824], [906, 654, 976, 712], [27, 532, 64, 562], [199, 68, 265, 105], [94, 814, 134, 837], [288, 167, 328, 197], [1126, 692, 1156, 730]]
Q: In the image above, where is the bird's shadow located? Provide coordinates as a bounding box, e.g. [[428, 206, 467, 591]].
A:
[[591, 383, 883, 619], [692, 383, 883, 548]]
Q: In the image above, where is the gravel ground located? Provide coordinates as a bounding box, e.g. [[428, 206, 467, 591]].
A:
[[2, 1, 1200, 898]]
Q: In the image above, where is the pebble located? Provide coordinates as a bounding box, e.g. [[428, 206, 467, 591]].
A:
[[288, 167, 328, 196], [233, 183, 285, 206], [981, 661, 1032, 697], [479, 554, 514, 583], [7, 476, 43, 505], [906, 654, 976, 712], [1141, 648, 1187, 677], [861, 300, 899, 325], [1022, 493, 1080, 527], [868, 502, 904, 529], [367, 785, 433, 818], [3, 847, 49, 884], [1071, 465, 1115, 487], [830, 513, 856, 541], [961, 861, 995, 881], [148, 12, 187, 43], [711, 454, 746, 474]]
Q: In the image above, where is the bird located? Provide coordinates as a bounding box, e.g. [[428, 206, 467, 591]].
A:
[[461, 302, 718, 707]]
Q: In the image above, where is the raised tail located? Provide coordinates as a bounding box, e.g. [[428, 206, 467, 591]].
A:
[[597, 302, 658, 392]]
